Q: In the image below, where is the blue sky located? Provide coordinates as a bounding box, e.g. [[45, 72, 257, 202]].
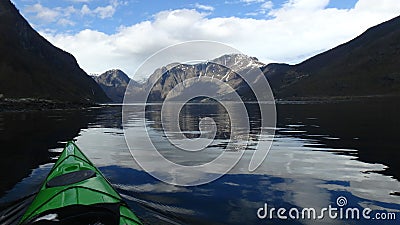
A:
[[10, 0, 400, 80], [13, 0, 358, 35]]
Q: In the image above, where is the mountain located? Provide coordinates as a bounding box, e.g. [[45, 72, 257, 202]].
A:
[[136, 54, 266, 102], [265, 15, 400, 98], [92, 69, 140, 103], [0, 0, 109, 103]]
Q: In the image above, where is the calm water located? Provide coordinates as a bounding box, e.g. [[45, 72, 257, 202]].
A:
[[0, 100, 399, 224]]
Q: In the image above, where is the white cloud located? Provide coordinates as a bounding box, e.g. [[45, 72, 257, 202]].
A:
[[81, 4, 91, 15], [25, 3, 60, 23], [354, 0, 400, 12], [25, 1, 119, 26], [93, 5, 116, 18], [57, 18, 76, 26], [66, 0, 92, 2], [63, 6, 78, 17], [240, 0, 265, 4], [245, 12, 259, 16], [24, 4, 79, 26], [276, 0, 330, 12], [41, 0, 400, 81], [194, 3, 215, 11], [78, 1, 118, 19], [261, 1, 273, 10], [248, 0, 273, 15]]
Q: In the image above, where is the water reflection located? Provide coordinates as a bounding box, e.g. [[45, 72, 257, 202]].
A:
[[145, 103, 264, 140], [117, 102, 400, 224], [1, 101, 399, 225], [276, 101, 400, 180], [0, 110, 98, 196], [145, 103, 229, 142]]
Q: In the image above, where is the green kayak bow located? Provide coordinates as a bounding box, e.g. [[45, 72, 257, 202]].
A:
[[19, 141, 143, 225]]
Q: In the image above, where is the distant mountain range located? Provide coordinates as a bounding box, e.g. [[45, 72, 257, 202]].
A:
[[96, 15, 400, 103], [0, 0, 109, 103], [91, 69, 140, 103], [94, 55, 266, 102]]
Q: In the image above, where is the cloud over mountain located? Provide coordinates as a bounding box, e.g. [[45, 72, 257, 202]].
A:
[[37, 0, 400, 80]]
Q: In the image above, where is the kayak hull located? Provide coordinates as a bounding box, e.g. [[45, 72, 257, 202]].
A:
[[19, 141, 142, 225]]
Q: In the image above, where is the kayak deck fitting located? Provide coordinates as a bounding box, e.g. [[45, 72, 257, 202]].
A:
[[19, 141, 143, 225]]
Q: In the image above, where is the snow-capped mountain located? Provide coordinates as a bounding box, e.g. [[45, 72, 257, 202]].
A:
[[140, 54, 266, 102]]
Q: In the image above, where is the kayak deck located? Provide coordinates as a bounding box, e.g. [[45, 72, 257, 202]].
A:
[[19, 141, 142, 225]]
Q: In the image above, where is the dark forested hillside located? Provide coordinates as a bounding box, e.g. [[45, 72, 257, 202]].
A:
[[265, 15, 400, 98], [0, 0, 109, 103]]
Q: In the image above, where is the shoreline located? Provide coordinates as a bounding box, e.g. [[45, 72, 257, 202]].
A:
[[0, 98, 101, 113], [1, 95, 399, 112], [114, 94, 400, 104], [275, 94, 400, 104]]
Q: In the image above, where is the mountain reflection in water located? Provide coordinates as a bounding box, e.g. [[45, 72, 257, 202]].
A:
[[0, 100, 399, 224]]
